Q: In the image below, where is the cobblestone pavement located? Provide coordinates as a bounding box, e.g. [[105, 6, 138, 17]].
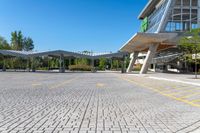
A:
[[0, 72, 200, 133]]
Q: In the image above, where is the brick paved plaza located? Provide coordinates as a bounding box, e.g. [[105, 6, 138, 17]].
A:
[[0, 72, 200, 133]]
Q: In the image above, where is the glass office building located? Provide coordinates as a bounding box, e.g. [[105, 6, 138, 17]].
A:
[[140, 0, 199, 33], [121, 0, 200, 73]]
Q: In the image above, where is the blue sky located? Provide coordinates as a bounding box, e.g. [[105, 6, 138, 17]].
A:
[[0, 0, 147, 52]]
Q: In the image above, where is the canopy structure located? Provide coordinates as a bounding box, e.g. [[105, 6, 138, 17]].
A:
[[120, 32, 178, 74], [0, 50, 32, 58], [0, 50, 127, 73], [0, 50, 126, 59], [120, 32, 178, 53]]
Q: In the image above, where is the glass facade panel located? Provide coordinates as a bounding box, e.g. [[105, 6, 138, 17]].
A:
[[164, 0, 198, 32], [145, 0, 170, 33]]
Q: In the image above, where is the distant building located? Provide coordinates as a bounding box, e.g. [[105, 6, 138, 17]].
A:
[[121, 0, 199, 73]]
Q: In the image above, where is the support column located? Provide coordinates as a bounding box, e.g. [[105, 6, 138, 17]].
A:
[[2, 56, 6, 72], [140, 44, 159, 74], [31, 57, 36, 72], [110, 58, 113, 70], [27, 57, 30, 72], [126, 52, 139, 73], [59, 54, 65, 73], [121, 55, 126, 73], [91, 58, 95, 72]]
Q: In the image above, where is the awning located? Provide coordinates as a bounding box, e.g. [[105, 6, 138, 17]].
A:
[[120, 32, 178, 53]]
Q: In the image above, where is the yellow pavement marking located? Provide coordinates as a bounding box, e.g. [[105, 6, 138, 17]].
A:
[[191, 99, 200, 103], [118, 76, 200, 108], [96, 83, 105, 87], [168, 88, 198, 95], [32, 83, 42, 86], [179, 92, 200, 99], [49, 77, 77, 89]]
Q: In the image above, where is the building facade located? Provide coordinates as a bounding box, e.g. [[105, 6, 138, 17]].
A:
[[121, 0, 200, 74]]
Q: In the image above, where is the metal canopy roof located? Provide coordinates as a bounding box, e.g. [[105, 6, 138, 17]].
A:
[[29, 50, 91, 58], [120, 32, 178, 53], [0, 50, 32, 58], [0, 50, 126, 59]]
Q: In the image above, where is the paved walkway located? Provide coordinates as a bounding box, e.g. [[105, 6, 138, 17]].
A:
[[0, 72, 200, 133]]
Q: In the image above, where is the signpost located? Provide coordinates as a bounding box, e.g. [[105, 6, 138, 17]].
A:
[[192, 54, 200, 60]]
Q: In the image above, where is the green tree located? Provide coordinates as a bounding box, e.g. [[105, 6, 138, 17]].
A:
[[0, 36, 11, 50], [75, 58, 88, 65], [179, 28, 200, 78], [112, 60, 119, 70], [99, 58, 106, 70], [11, 31, 23, 50], [179, 28, 200, 55], [23, 37, 34, 51]]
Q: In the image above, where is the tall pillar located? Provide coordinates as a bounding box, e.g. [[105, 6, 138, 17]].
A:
[[121, 55, 126, 73], [27, 57, 30, 72], [59, 54, 65, 73], [110, 58, 113, 70], [31, 57, 36, 72], [126, 52, 139, 73], [140, 44, 159, 74], [2, 56, 6, 72], [91, 58, 96, 72]]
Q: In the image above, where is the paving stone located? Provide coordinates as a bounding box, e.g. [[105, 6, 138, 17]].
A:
[[0, 72, 200, 133]]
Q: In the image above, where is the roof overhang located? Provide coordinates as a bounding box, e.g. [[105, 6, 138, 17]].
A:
[[120, 32, 178, 53], [138, 0, 160, 19]]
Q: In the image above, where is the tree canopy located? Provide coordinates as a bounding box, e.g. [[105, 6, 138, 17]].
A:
[[179, 28, 200, 54], [0, 31, 34, 51], [23, 37, 34, 51], [0, 36, 11, 50]]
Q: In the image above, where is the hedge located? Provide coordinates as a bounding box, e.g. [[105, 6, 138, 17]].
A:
[[69, 64, 92, 71]]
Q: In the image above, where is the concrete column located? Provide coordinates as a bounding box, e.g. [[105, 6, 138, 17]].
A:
[[90, 58, 94, 67], [27, 57, 30, 72], [140, 44, 159, 74], [59, 54, 65, 73], [126, 52, 139, 73], [121, 55, 126, 73], [31, 57, 36, 72], [2, 56, 6, 72], [110, 58, 113, 70], [91, 58, 96, 72]]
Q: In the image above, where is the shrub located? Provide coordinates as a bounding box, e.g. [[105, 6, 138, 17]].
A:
[[69, 64, 92, 71], [134, 64, 142, 71]]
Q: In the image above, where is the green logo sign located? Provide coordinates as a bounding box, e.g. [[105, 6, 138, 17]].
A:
[[140, 17, 148, 32]]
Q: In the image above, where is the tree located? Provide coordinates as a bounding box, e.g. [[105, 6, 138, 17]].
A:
[[179, 28, 200, 78], [99, 58, 106, 70], [11, 31, 35, 51], [179, 28, 200, 55], [112, 59, 119, 70], [23, 37, 34, 51], [75, 58, 88, 65], [0, 36, 11, 50], [11, 31, 23, 50]]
